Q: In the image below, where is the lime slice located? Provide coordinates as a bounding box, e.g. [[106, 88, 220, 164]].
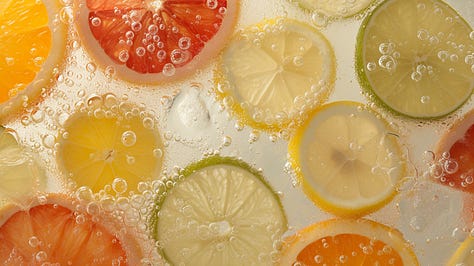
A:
[[215, 18, 335, 132], [447, 235, 474, 265], [0, 127, 45, 205], [356, 0, 474, 119], [296, 0, 375, 18], [151, 156, 287, 265], [288, 101, 406, 217], [57, 97, 164, 193]]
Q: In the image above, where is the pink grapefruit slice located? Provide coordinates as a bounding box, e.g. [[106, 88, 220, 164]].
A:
[[435, 109, 474, 193], [0, 194, 143, 265], [75, 0, 239, 84]]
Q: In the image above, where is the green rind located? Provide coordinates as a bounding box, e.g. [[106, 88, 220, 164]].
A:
[[355, 0, 474, 120], [149, 155, 288, 264], [293, 0, 379, 20]]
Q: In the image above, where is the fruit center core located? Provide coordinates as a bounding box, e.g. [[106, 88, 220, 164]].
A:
[[210, 220, 233, 238], [103, 149, 116, 163], [146, 0, 163, 12]]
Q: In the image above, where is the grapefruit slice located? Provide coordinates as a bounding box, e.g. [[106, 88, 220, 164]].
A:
[[75, 0, 239, 84], [56, 96, 164, 193], [215, 18, 335, 132], [279, 219, 419, 265], [434, 109, 474, 193], [0, 0, 66, 122], [288, 101, 406, 217], [356, 0, 474, 119], [0, 194, 143, 265], [150, 156, 287, 265]]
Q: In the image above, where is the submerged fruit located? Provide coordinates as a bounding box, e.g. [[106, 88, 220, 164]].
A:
[[279, 219, 419, 265], [0, 194, 142, 265], [75, 0, 239, 83], [295, 0, 374, 18], [434, 109, 474, 193], [356, 0, 474, 118], [215, 18, 335, 132], [0, 0, 66, 121], [288, 101, 406, 217], [150, 156, 287, 265]]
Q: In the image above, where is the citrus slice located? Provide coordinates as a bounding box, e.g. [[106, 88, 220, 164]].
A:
[[295, 0, 374, 18], [75, 0, 238, 84], [0, 127, 46, 206], [434, 109, 474, 193], [0, 0, 66, 121], [0, 194, 142, 264], [288, 101, 406, 217], [215, 18, 336, 132], [356, 0, 474, 119], [56, 96, 164, 193], [150, 156, 287, 265], [447, 235, 474, 266], [279, 219, 419, 265]]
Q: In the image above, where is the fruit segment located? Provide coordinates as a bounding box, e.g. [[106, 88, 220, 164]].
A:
[[289, 101, 405, 217], [215, 18, 335, 132], [279, 219, 419, 265], [151, 156, 287, 266], [76, 0, 238, 83], [356, 0, 474, 118], [434, 109, 474, 193]]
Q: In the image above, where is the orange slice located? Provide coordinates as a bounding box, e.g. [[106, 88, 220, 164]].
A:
[[279, 219, 419, 265], [434, 109, 474, 193], [0, 194, 142, 265], [75, 0, 239, 84], [0, 0, 66, 121]]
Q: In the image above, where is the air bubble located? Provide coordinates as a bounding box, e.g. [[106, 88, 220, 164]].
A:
[[444, 159, 458, 174], [366, 62, 376, 71], [178, 37, 192, 50], [206, 0, 218, 9], [121, 130, 137, 147], [35, 251, 47, 262], [171, 49, 190, 64], [118, 50, 130, 62], [314, 255, 323, 263], [136, 47, 146, 57], [311, 11, 328, 28], [112, 178, 128, 194], [470, 31, 474, 40], [162, 63, 176, 76], [29, 236, 40, 247], [131, 21, 142, 32], [420, 95, 430, 104], [91, 17, 101, 27], [153, 148, 163, 158]]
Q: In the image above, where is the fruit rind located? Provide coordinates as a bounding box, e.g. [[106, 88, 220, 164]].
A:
[[149, 155, 288, 264], [0, 0, 67, 123], [355, 0, 474, 119], [74, 0, 240, 85], [278, 218, 419, 265], [288, 101, 406, 217], [214, 18, 336, 132]]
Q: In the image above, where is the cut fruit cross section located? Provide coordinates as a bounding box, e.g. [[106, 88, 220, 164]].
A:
[[295, 0, 374, 18], [288, 101, 406, 217], [356, 0, 474, 119], [150, 156, 287, 266], [215, 18, 335, 132], [75, 0, 239, 84]]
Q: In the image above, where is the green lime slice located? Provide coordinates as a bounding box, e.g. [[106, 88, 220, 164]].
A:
[[150, 156, 287, 266], [356, 0, 474, 119]]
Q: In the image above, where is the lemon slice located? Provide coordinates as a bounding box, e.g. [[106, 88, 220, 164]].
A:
[[356, 0, 474, 119], [0, 127, 46, 205], [279, 219, 419, 265], [288, 101, 405, 217], [215, 18, 335, 132], [447, 235, 474, 265], [56, 98, 164, 193], [295, 0, 375, 18], [150, 156, 287, 266]]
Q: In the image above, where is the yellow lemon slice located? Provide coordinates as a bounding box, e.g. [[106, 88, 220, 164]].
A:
[[215, 18, 335, 132], [150, 156, 287, 266], [57, 97, 165, 193], [0, 0, 66, 121], [288, 101, 406, 217], [356, 0, 474, 119], [447, 235, 474, 265], [279, 219, 419, 265]]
